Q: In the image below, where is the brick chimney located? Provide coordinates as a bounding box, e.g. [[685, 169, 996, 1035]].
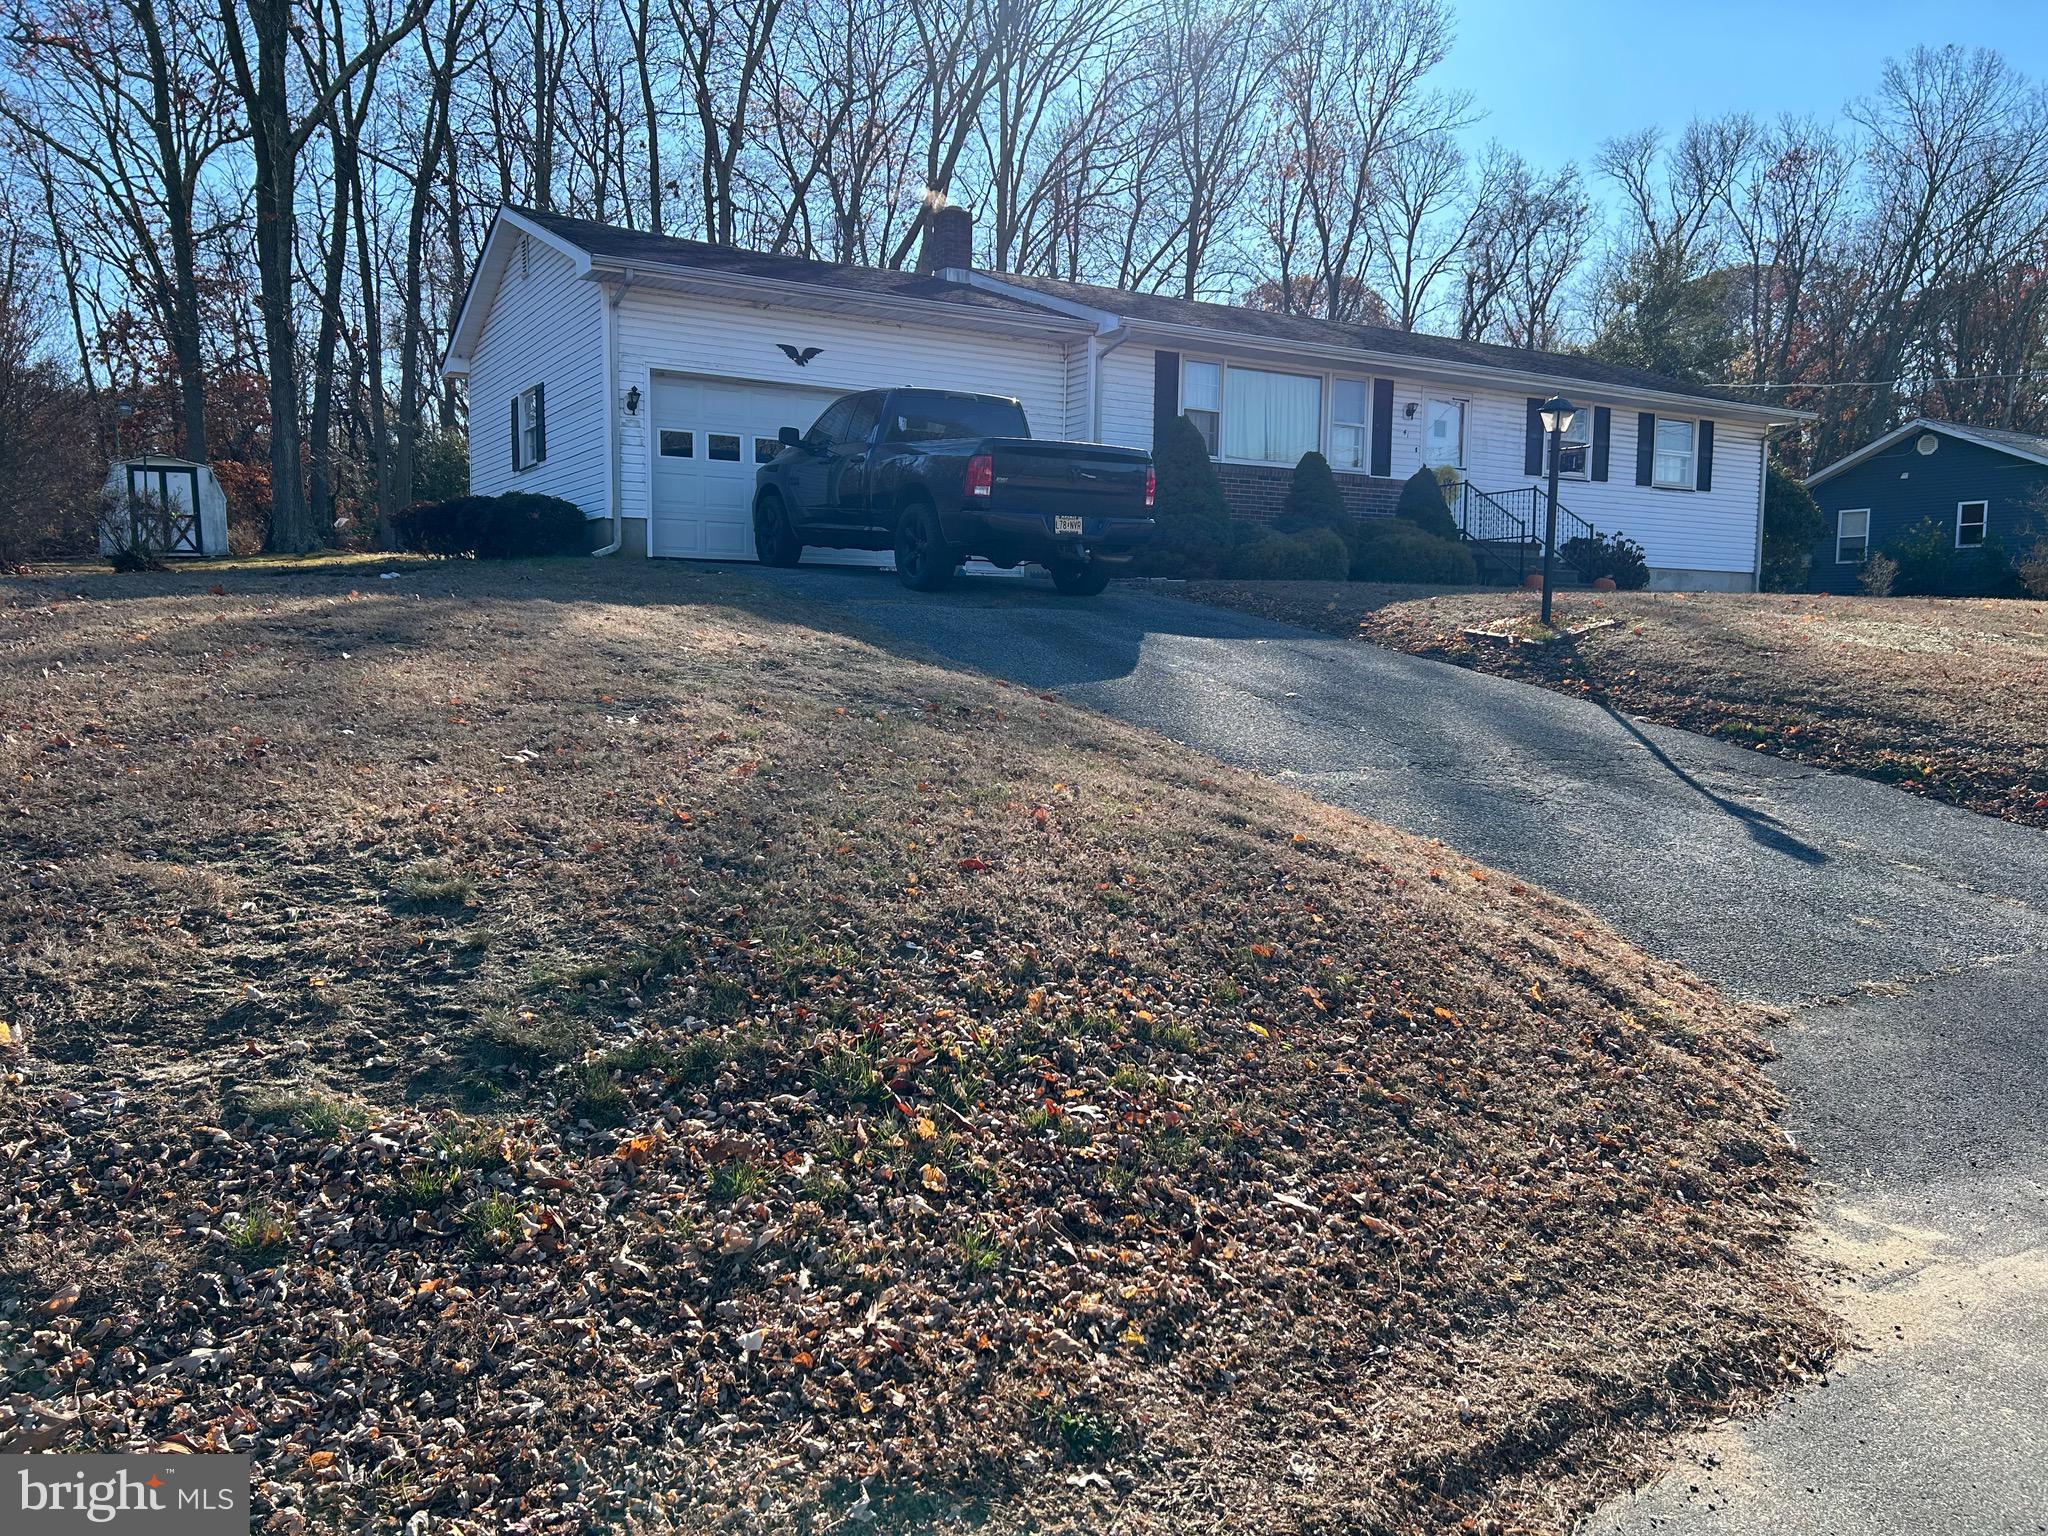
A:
[[916, 203, 974, 275]]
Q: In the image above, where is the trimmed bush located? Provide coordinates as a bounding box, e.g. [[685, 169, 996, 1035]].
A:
[[1274, 452, 1350, 540], [396, 492, 586, 558], [1348, 518, 1476, 585], [1394, 466, 1459, 543], [1226, 527, 1351, 581], [1137, 416, 1233, 577], [1560, 530, 1650, 590]]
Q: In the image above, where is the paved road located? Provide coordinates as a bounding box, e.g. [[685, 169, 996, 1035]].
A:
[[738, 565, 2048, 1535]]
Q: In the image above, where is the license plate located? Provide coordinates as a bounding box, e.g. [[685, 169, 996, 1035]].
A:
[[1054, 515, 1084, 534]]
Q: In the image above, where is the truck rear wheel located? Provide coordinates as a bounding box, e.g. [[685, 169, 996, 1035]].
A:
[[894, 503, 958, 591], [1048, 560, 1111, 596]]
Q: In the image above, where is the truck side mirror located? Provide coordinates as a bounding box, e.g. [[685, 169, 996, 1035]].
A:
[[777, 426, 803, 449]]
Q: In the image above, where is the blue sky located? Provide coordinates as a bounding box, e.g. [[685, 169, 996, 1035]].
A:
[[1445, 0, 2048, 174]]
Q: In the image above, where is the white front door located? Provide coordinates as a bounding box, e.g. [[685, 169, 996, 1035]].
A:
[[650, 374, 891, 564]]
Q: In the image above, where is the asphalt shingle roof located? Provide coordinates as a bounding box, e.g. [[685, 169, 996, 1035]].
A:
[[516, 206, 1768, 410]]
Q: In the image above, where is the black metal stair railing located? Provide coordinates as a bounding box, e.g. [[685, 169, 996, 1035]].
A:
[[1450, 481, 1607, 586]]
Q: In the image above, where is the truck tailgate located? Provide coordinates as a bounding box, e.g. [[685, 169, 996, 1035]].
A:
[[987, 439, 1150, 514]]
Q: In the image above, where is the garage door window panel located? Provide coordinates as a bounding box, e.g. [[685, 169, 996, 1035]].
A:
[[708, 434, 742, 462], [659, 430, 694, 458]]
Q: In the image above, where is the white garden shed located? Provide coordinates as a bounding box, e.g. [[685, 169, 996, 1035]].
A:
[[100, 456, 230, 558]]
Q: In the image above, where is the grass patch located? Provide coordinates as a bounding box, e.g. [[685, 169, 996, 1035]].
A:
[[237, 1090, 370, 1140], [222, 1201, 294, 1266]]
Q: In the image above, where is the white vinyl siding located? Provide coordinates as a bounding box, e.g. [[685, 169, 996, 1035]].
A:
[[612, 286, 1069, 531], [1837, 508, 1870, 564], [465, 236, 605, 513]]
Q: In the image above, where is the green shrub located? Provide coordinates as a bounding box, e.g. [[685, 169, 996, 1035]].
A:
[[1138, 416, 1232, 577], [1273, 452, 1350, 541], [1225, 527, 1351, 581], [1884, 519, 2016, 597], [395, 493, 585, 558], [1394, 466, 1459, 542], [1348, 518, 1476, 585], [1560, 530, 1650, 589], [1760, 460, 1824, 591]]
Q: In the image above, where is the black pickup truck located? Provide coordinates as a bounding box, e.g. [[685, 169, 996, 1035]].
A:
[[751, 387, 1154, 594]]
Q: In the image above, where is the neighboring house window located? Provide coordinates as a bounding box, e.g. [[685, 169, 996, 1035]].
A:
[[513, 384, 546, 470], [1424, 397, 1466, 470], [1652, 418, 1695, 488], [1182, 360, 1222, 455], [1837, 508, 1870, 564], [1956, 500, 1987, 548], [1557, 407, 1592, 478], [1330, 379, 1369, 470]]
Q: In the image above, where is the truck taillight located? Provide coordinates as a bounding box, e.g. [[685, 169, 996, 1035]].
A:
[[965, 455, 994, 498], [1145, 466, 1156, 507]]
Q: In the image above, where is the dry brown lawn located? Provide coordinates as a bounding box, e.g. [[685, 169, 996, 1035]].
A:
[[1186, 581, 2048, 829], [0, 556, 1829, 1534]]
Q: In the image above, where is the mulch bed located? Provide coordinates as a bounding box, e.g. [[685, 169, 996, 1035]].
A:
[[1185, 581, 2048, 830], [1, 558, 1831, 1534]]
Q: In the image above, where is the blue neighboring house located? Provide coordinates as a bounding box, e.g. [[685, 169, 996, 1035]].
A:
[[1803, 418, 2048, 595]]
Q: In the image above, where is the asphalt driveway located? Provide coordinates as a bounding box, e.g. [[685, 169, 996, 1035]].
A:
[[738, 564, 2048, 1535]]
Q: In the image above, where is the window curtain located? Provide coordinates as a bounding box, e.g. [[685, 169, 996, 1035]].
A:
[[1224, 368, 1321, 463]]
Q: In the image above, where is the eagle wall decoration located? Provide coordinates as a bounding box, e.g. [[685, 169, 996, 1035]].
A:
[[777, 344, 823, 366]]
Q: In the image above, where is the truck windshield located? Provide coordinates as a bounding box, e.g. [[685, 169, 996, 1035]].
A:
[[887, 393, 1029, 443]]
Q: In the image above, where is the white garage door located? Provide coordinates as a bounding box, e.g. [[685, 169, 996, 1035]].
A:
[[649, 374, 886, 566]]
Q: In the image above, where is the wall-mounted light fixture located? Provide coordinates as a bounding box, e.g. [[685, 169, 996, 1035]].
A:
[[1402, 401, 1418, 419], [624, 385, 642, 415]]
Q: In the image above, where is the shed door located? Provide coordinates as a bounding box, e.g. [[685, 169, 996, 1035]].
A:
[[126, 465, 202, 554], [648, 375, 887, 566]]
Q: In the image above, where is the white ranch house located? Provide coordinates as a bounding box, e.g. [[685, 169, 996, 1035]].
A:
[[443, 204, 1805, 589]]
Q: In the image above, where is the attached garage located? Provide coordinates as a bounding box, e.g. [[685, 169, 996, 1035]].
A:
[[646, 374, 842, 560]]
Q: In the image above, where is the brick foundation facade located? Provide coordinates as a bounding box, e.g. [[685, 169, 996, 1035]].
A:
[[1213, 462, 1402, 528]]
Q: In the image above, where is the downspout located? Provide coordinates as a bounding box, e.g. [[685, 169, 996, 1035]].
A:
[[591, 275, 630, 556], [1088, 320, 1128, 445], [1751, 425, 1773, 593]]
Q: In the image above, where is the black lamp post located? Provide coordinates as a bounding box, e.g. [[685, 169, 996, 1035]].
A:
[[1536, 395, 1577, 627]]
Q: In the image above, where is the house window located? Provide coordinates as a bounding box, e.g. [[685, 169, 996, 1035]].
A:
[[1330, 379, 1368, 470], [1557, 408, 1593, 478], [1182, 360, 1222, 455], [1956, 500, 1987, 548], [1225, 367, 1322, 464], [659, 429, 693, 458], [514, 384, 545, 470], [1653, 418, 1695, 488], [1424, 397, 1466, 470], [1837, 508, 1870, 564]]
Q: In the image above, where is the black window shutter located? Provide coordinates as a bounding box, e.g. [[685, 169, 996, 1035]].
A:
[[533, 383, 546, 462], [1524, 399, 1544, 476], [1152, 351, 1180, 449], [1590, 406, 1611, 482], [1695, 419, 1714, 491], [1370, 379, 1394, 477], [1635, 412, 1656, 486], [510, 396, 521, 470]]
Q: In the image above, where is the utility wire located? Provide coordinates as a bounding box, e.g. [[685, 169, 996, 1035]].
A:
[[1720, 368, 2043, 391]]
